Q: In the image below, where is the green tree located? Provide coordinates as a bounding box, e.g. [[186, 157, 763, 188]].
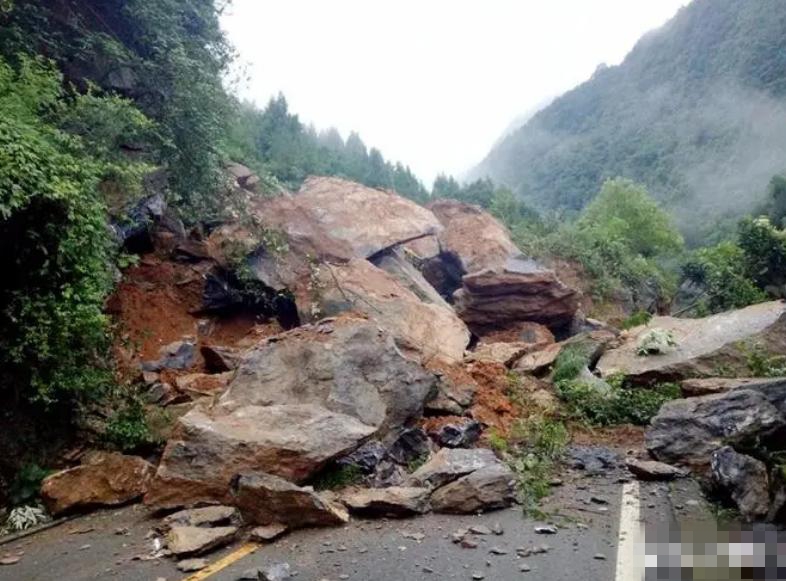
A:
[[579, 178, 683, 257]]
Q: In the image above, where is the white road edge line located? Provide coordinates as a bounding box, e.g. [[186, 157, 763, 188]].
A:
[[615, 479, 643, 581]]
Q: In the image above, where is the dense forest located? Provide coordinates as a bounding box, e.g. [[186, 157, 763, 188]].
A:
[[474, 0, 786, 240]]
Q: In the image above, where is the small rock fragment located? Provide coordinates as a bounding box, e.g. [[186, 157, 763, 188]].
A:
[[469, 525, 492, 535], [594, 553, 607, 560], [177, 558, 208, 572], [250, 523, 288, 542], [534, 525, 557, 535]]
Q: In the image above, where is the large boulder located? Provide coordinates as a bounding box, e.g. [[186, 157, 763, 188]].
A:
[[454, 257, 580, 332], [220, 318, 439, 432], [423, 200, 579, 332], [253, 177, 442, 261], [313, 259, 470, 363], [233, 473, 349, 529], [710, 446, 770, 521], [145, 404, 375, 509], [41, 453, 153, 516], [597, 301, 786, 382], [645, 389, 785, 472]]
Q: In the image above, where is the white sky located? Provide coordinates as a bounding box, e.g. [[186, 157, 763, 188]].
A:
[[221, 0, 691, 186]]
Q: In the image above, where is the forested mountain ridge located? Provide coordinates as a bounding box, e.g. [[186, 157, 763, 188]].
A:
[[474, 0, 786, 234]]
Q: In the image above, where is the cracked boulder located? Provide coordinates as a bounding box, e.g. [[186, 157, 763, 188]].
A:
[[407, 448, 500, 489]]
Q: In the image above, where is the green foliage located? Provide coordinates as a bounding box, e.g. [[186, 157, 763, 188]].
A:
[[226, 95, 428, 201], [103, 399, 157, 452], [476, 0, 786, 232], [636, 328, 677, 356], [744, 343, 786, 377], [8, 463, 50, 506], [621, 310, 653, 330], [0, 55, 154, 403], [682, 216, 786, 314], [311, 464, 364, 491], [557, 379, 679, 427], [551, 345, 591, 384], [513, 180, 681, 305], [682, 242, 767, 313], [0, 0, 234, 219], [579, 179, 684, 258]]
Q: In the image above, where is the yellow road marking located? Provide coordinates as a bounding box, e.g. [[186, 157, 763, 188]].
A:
[[182, 542, 260, 581]]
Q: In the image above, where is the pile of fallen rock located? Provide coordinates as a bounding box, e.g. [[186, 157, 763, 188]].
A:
[[34, 169, 590, 566]]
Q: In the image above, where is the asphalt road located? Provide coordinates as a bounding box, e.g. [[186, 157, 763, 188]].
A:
[[0, 456, 719, 581]]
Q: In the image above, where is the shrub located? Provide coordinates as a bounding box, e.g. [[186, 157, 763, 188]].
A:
[[557, 379, 679, 426], [636, 329, 677, 356], [103, 399, 156, 452], [621, 310, 653, 330]]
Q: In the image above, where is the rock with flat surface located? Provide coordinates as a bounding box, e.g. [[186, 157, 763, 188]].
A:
[[220, 318, 438, 433], [145, 404, 375, 509], [465, 342, 534, 368], [513, 343, 563, 375], [160, 505, 238, 530], [233, 473, 349, 528], [387, 428, 431, 466], [430, 463, 516, 514], [254, 177, 442, 261], [314, 259, 470, 363], [166, 525, 237, 556], [711, 446, 770, 521], [41, 453, 153, 516], [407, 448, 500, 489], [454, 258, 580, 331], [681, 377, 786, 398], [142, 339, 197, 372], [597, 301, 786, 382], [625, 458, 687, 481], [250, 523, 289, 542], [646, 389, 785, 472], [341, 486, 431, 517]]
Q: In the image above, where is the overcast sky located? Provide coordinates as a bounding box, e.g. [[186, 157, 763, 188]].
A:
[[221, 0, 691, 186]]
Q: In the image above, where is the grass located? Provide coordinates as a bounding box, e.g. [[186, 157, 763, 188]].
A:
[[551, 344, 591, 384], [501, 416, 569, 515], [311, 464, 364, 491]]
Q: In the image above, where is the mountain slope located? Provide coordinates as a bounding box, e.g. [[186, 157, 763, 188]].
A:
[[474, 0, 786, 230]]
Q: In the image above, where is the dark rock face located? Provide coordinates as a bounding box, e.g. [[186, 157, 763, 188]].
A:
[[111, 192, 166, 253], [711, 447, 770, 521], [387, 428, 432, 466], [431, 421, 482, 449], [567, 446, 620, 475], [646, 390, 785, 473], [337, 440, 388, 474], [141, 340, 197, 372], [233, 473, 349, 528]]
